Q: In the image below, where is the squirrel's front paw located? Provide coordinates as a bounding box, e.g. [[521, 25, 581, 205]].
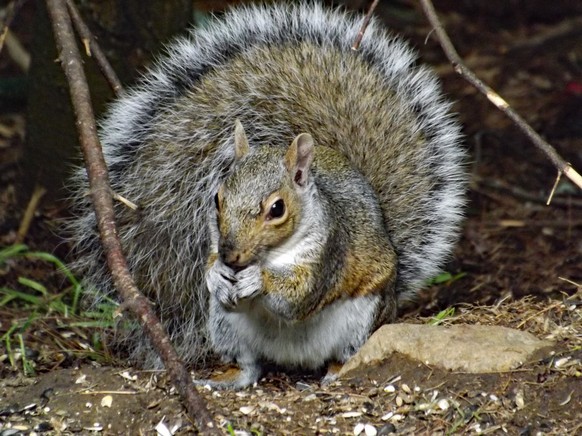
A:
[[234, 265, 262, 300], [206, 261, 237, 308]]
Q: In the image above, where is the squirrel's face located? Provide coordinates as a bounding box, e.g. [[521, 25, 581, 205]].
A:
[[212, 122, 314, 270]]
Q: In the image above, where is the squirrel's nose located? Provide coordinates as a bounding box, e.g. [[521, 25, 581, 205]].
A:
[[220, 250, 248, 272], [224, 261, 246, 273]]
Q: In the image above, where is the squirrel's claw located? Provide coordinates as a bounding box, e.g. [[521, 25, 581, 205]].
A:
[[233, 264, 262, 300], [206, 260, 237, 308]]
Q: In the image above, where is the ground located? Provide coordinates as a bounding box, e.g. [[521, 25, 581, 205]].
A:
[[1, 1, 581, 434]]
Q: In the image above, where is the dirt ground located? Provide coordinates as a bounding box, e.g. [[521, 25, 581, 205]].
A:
[[1, 1, 582, 434]]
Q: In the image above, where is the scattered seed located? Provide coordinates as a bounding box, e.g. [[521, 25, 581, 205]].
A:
[[147, 400, 162, 409], [381, 412, 394, 421], [342, 412, 363, 418], [155, 419, 172, 436], [559, 391, 573, 406], [304, 394, 317, 402], [555, 357, 571, 368], [239, 406, 256, 415], [119, 371, 137, 381], [364, 424, 377, 436], [401, 394, 414, 404], [437, 399, 450, 411], [401, 384, 411, 394], [386, 375, 402, 384], [515, 391, 525, 409], [354, 423, 365, 435], [395, 396, 403, 407], [259, 401, 286, 414], [383, 385, 396, 393], [75, 374, 87, 384], [100, 395, 113, 408], [416, 403, 432, 411]]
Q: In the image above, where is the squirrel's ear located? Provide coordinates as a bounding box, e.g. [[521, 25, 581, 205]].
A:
[[285, 133, 314, 187], [234, 120, 250, 159]]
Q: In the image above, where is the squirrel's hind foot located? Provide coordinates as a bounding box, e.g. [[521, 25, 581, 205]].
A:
[[193, 363, 262, 390], [320, 361, 343, 386]]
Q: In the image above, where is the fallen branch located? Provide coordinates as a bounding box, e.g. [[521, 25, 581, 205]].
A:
[[418, 0, 582, 193], [44, 0, 218, 432]]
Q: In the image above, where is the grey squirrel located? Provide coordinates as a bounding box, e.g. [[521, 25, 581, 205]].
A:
[[68, 3, 466, 388]]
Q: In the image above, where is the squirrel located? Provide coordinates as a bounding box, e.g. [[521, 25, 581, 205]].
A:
[[67, 3, 466, 389]]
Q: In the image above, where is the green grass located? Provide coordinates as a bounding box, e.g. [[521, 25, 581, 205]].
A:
[[426, 271, 467, 286], [0, 244, 117, 373], [429, 307, 456, 325]]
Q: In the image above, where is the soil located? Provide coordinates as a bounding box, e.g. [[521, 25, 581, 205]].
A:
[[1, 1, 581, 434]]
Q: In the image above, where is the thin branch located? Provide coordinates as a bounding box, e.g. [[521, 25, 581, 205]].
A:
[[352, 0, 380, 50], [16, 185, 46, 244], [65, 0, 123, 95], [418, 0, 582, 192], [4, 29, 30, 72], [44, 0, 218, 432], [0, 0, 28, 56], [509, 16, 582, 53], [546, 170, 562, 206]]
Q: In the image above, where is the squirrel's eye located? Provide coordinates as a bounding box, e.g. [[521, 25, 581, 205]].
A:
[[214, 193, 220, 210], [268, 199, 285, 220]]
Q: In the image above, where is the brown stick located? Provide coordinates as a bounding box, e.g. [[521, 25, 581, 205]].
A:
[[44, 0, 218, 432], [352, 0, 380, 50], [418, 0, 582, 192], [65, 0, 123, 95]]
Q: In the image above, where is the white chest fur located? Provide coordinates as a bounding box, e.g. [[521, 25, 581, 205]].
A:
[[218, 293, 380, 368]]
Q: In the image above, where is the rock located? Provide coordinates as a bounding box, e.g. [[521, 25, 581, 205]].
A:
[[339, 324, 554, 377]]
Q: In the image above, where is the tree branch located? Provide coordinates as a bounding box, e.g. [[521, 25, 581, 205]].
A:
[[44, 0, 218, 432], [65, 0, 123, 95], [418, 0, 582, 192]]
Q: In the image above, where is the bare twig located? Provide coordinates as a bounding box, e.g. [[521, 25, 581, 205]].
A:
[[4, 29, 30, 72], [472, 175, 582, 208], [16, 185, 46, 244], [65, 0, 123, 95], [558, 277, 581, 289], [418, 0, 582, 192], [111, 191, 138, 210], [509, 16, 582, 53], [546, 171, 562, 206], [352, 0, 380, 50], [0, 0, 28, 55], [44, 0, 218, 432]]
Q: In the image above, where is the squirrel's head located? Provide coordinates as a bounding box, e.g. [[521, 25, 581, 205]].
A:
[[213, 121, 315, 270]]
